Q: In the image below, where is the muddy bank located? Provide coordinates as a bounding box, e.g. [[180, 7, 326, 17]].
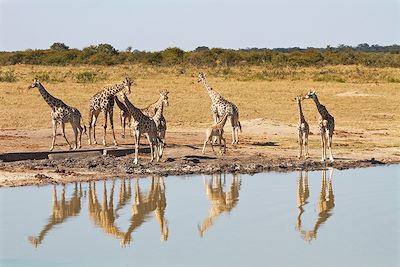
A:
[[1, 152, 398, 187]]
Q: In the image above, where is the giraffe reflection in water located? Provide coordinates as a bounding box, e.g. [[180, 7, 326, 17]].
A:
[[296, 168, 335, 242], [87, 177, 168, 247], [198, 174, 241, 237], [28, 183, 83, 247]]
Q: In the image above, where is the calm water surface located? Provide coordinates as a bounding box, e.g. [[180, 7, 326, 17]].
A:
[[1, 165, 399, 267]]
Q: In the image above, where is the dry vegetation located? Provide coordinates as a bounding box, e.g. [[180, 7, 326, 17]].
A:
[[0, 64, 399, 155]]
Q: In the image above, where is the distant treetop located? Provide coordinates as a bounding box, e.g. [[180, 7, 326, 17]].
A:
[[50, 42, 69, 51]]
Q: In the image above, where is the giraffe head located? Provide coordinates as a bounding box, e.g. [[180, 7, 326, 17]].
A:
[[122, 77, 133, 94], [197, 72, 206, 83], [28, 79, 41, 89], [294, 95, 305, 104], [120, 92, 128, 101], [160, 90, 169, 107], [304, 90, 317, 100]]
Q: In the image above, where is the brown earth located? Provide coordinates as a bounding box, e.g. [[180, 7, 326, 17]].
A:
[[1, 119, 399, 187]]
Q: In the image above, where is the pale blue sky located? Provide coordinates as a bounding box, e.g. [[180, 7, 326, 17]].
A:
[[0, 0, 399, 51]]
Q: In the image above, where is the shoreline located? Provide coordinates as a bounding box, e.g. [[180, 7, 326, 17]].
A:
[[1, 153, 398, 187]]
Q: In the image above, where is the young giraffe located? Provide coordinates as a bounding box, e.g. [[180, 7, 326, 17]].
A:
[[87, 78, 132, 146], [114, 95, 132, 138], [28, 79, 86, 151], [141, 90, 169, 142], [198, 72, 242, 144], [202, 112, 230, 154], [120, 93, 161, 164], [295, 96, 310, 159], [304, 91, 335, 161], [150, 91, 169, 157]]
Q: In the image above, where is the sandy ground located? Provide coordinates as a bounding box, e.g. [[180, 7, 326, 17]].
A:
[[1, 119, 399, 187]]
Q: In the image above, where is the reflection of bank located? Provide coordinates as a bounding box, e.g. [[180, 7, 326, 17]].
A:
[[28, 183, 83, 247], [296, 169, 335, 242], [88, 177, 168, 247], [198, 174, 241, 237]]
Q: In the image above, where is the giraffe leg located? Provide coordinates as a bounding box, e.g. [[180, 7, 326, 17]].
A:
[[92, 113, 99, 145], [328, 131, 334, 162], [72, 124, 78, 150], [102, 111, 108, 146], [50, 119, 57, 151], [153, 135, 160, 162], [298, 133, 303, 159], [121, 115, 126, 138], [304, 133, 309, 159], [120, 112, 125, 138], [218, 134, 223, 154], [134, 130, 140, 164], [109, 109, 118, 146], [202, 132, 211, 155], [212, 113, 219, 144], [202, 140, 208, 155], [87, 110, 93, 145], [61, 123, 72, 150], [230, 114, 240, 144], [221, 136, 226, 154], [320, 129, 325, 161], [146, 134, 154, 163], [324, 130, 329, 161], [210, 137, 216, 153], [77, 121, 83, 149]]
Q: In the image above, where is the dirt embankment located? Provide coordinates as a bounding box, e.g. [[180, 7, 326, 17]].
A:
[[1, 119, 399, 187]]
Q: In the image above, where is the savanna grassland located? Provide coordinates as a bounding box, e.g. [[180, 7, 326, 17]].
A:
[[1, 64, 399, 131]]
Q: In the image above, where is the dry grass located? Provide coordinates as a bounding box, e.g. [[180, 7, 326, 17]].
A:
[[0, 64, 399, 141]]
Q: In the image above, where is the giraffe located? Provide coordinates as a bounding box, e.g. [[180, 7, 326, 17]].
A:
[[28, 183, 83, 247], [198, 174, 241, 237], [28, 79, 86, 151], [87, 78, 132, 146], [202, 112, 230, 154], [295, 168, 335, 243], [141, 90, 169, 142], [295, 96, 310, 159], [120, 93, 161, 164], [88, 181, 127, 240], [114, 95, 132, 138], [121, 177, 169, 246], [198, 72, 242, 144], [304, 90, 335, 161]]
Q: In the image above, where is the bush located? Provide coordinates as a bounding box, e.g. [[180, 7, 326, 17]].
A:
[[75, 71, 106, 83], [0, 71, 17, 82]]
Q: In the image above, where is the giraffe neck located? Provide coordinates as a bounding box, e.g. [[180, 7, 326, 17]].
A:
[[312, 96, 329, 118], [115, 96, 128, 112], [297, 100, 306, 122], [201, 79, 221, 103], [104, 83, 126, 98], [216, 112, 229, 127], [153, 100, 164, 123], [37, 82, 62, 108], [147, 97, 163, 112], [123, 96, 147, 122]]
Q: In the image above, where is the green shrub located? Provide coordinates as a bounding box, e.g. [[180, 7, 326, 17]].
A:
[[75, 71, 106, 83], [0, 71, 17, 82]]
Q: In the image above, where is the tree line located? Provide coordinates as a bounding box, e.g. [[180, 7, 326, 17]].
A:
[[0, 43, 399, 68]]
